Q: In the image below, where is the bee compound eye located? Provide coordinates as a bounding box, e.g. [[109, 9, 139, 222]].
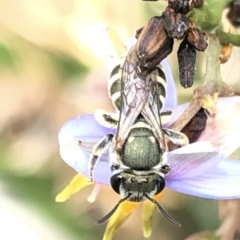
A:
[[155, 176, 165, 195], [110, 174, 122, 194]]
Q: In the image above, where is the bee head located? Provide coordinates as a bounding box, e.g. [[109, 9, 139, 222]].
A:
[[110, 172, 165, 201], [95, 171, 181, 227]]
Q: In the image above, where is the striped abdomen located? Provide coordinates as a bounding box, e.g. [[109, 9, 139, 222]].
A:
[[108, 52, 167, 112]]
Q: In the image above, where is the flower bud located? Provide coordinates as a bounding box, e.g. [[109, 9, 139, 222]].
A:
[[187, 28, 208, 51]]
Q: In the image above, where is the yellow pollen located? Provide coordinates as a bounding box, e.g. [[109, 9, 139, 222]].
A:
[[200, 93, 219, 118]]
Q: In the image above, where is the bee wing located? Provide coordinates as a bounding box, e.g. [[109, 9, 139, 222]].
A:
[[141, 68, 167, 149], [116, 61, 150, 141]]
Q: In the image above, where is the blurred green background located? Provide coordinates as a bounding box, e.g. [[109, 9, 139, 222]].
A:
[[0, 0, 239, 240]]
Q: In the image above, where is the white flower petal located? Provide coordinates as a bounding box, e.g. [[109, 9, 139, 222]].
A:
[[166, 159, 240, 200], [167, 141, 225, 180], [161, 58, 177, 109]]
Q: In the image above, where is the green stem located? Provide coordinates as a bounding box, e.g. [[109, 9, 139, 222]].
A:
[[188, 0, 231, 32], [216, 28, 240, 46], [204, 35, 222, 83], [201, 35, 234, 96]]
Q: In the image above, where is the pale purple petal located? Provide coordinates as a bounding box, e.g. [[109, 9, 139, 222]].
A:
[[60, 141, 111, 184], [58, 115, 114, 184], [166, 96, 240, 158], [59, 142, 111, 185], [166, 159, 240, 200], [198, 96, 240, 157], [58, 115, 115, 146], [166, 141, 225, 180]]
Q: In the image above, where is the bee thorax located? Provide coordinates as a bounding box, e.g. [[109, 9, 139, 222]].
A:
[[122, 123, 163, 169]]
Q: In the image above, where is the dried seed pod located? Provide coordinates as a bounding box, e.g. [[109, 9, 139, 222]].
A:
[[190, 0, 204, 9], [143, 37, 174, 68], [177, 39, 196, 88], [168, 0, 190, 14], [181, 108, 207, 143], [219, 44, 232, 64], [187, 28, 208, 51], [163, 11, 188, 39], [136, 16, 173, 67], [227, 0, 240, 28], [135, 27, 143, 39]]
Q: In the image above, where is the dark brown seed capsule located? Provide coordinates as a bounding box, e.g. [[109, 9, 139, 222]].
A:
[[168, 0, 190, 14], [177, 39, 196, 88], [135, 27, 143, 39], [136, 16, 165, 60], [187, 28, 208, 51], [136, 16, 173, 66], [163, 11, 188, 39], [143, 37, 174, 69], [227, 0, 240, 28], [181, 108, 207, 143]]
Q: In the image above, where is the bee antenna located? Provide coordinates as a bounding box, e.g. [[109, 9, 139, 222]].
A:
[[95, 194, 131, 225], [144, 194, 181, 227]]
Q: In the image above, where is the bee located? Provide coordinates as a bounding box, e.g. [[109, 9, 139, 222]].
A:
[[89, 45, 188, 226]]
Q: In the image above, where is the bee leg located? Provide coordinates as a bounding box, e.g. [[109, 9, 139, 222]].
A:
[[163, 128, 189, 146], [94, 109, 119, 128], [160, 110, 172, 124], [89, 134, 114, 181]]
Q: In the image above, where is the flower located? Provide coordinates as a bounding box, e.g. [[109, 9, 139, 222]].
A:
[[56, 56, 240, 239]]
